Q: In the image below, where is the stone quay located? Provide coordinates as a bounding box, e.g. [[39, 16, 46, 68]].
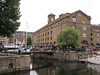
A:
[[0, 53, 30, 74], [31, 51, 95, 62]]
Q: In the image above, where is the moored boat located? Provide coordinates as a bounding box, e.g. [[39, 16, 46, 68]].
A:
[[88, 52, 100, 64]]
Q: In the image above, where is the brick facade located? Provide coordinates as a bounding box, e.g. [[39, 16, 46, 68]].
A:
[[9, 31, 33, 46], [33, 10, 100, 48]]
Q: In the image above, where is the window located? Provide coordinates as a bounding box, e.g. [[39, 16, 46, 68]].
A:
[[72, 17, 76, 23], [48, 32, 49, 35], [62, 20, 65, 24], [58, 23, 59, 25], [96, 30, 98, 32], [78, 13, 81, 16], [45, 38, 46, 41], [58, 28, 60, 31], [72, 25, 76, 29], [48, 37, 49, 40], [83, 33, 86, 37], [43, 38, 44, 41], [58, 22, 60, 25], [50, 36, 52, 40], [91, 38, 93, 41], [97, 38, 99, 41], [82, 21, 86, 24], [45, 29, 47, 31], [82, 26, 87, 30], [54, 29, 56, 32], [54, 35, 56, 39], [51, 31, 52, 34], [91, 33, 92, 36], [63, 26, 65, 30], [45, 33, 46, 36], [54, 25, 56, 28], [97, 33, 99, 36]]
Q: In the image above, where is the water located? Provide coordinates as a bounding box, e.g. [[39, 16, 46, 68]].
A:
[[5, 58, 100, 75]]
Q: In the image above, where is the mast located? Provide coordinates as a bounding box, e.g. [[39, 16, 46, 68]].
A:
[[26, 22, 28, 48]]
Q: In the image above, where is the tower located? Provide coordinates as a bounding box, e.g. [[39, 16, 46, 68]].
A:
[[48, 13, 55, 24]]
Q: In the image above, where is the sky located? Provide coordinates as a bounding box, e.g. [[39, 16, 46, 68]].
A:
[[18, 0, 100, 32]]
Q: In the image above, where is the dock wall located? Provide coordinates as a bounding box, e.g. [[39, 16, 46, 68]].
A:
[[0, 54, 30, 74], [31, 51, 94, 61]]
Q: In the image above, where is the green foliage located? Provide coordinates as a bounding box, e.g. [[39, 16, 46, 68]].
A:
[[0, 0, 21, 37], [27, 37, 32, 46], [57, 27, 80, 47]]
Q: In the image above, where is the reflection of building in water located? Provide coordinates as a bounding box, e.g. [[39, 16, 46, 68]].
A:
[[88, 63, 100, 74], [31, 59, 85, 75], [32, 58, 100, 75], [37, 67, 57, 75], [16, 71, 30, 75], [32, 63, 57, 75]]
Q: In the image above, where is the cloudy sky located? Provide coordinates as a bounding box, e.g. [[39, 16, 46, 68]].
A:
[[18, 0, 100, 32]]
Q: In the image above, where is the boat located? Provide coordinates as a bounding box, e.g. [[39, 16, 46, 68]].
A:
[[88, 52, 100, 64]]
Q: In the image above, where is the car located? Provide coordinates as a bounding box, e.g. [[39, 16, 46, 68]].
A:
[[19, 48, 31, 52], [20, 48, 26, 52]]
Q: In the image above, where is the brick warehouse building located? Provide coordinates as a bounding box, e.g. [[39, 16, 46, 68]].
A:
[[9, 31, 33, 46], [33, 10, 100, 49]]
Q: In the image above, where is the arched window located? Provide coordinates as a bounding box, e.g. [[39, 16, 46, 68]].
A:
[[81, 40, 89, 46]]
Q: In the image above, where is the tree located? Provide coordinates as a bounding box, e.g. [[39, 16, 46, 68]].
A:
[[27, 37, 32, 47], [0, 0, 21, 37], [57, 27, 80, 48]]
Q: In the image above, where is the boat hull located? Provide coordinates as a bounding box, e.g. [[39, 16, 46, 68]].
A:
[[88, 58, 100, 65]]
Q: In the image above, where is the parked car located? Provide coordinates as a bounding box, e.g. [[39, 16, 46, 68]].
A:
[[20, 48, 32, 52], [20, 48, 26, 52]]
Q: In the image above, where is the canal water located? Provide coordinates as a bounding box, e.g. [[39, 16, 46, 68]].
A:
[[6, 58, 100, 75]]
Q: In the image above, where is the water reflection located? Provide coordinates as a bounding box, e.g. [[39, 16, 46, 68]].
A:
[[30, 70, 38, 75], [31, 58, 87, 75], [4, 58, 100, 75], [88, 63, 100, 74], [31, 58, 100, 75], [30, 63, 38, 75]]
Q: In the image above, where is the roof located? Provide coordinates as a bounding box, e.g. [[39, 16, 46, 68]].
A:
[[48, 13, 55, 16], [74, 10, 91, 20], [91, 24, 100, 29], [34, 10, 92, 33]]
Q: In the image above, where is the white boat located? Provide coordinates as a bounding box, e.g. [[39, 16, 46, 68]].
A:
[[4, 45, 20, 48], [88, 52, 100, 64]]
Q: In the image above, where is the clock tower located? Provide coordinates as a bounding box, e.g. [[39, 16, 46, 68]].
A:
[[48, 13, 55, 24]]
